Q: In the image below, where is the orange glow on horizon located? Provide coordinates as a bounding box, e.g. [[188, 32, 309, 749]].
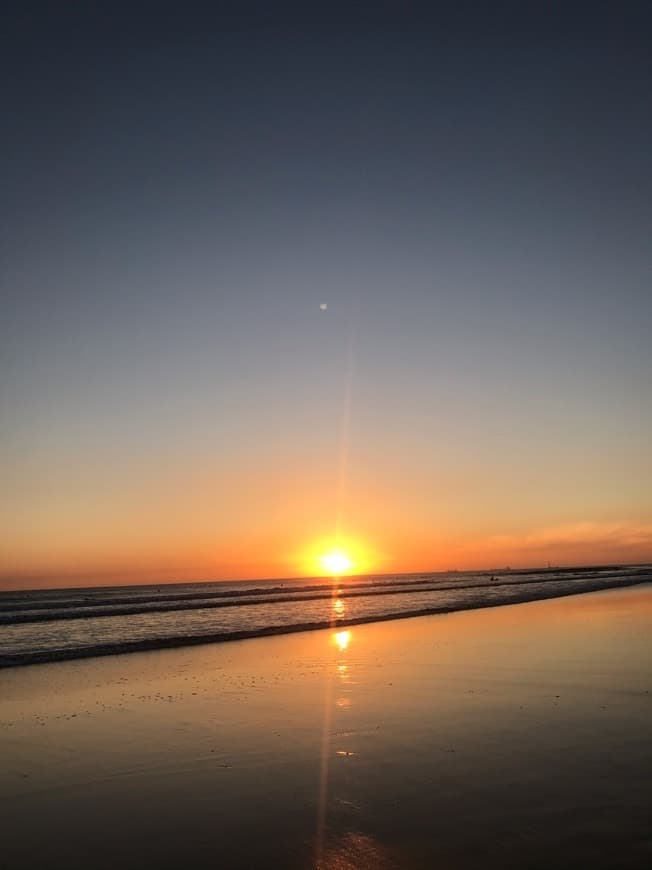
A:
[[2, 500, 651, 591]]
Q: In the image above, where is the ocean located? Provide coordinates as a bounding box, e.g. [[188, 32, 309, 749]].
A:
[[1, 565, 650, 667]]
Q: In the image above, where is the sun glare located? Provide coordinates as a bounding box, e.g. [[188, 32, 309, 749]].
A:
[[321, 550, 352, 575]]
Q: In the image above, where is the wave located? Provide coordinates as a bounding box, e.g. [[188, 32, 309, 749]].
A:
[[1, 572, 649, 668], [3, 565, 641, 613], [0, 568, 648, 626], [0, 574, 445, 611]]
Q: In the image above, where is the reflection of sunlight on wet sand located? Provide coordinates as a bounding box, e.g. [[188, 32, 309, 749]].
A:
[[316, 831, 394, 870], [316, 628, 356, 865], [334, 630, 351, 651]]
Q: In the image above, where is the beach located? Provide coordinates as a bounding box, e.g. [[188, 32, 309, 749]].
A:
[[1, 584, 650, 869]]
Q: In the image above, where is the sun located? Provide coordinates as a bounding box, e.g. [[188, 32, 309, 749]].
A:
[[297, 535, 378, 578], [320, 550, 352, 575]]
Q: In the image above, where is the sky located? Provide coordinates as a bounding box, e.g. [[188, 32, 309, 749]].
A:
[[2, 2, 651, 588]]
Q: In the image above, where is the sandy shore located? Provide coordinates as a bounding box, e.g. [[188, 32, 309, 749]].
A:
[[1, 585, 650, 869]]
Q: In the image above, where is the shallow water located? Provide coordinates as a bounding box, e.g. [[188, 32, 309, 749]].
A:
[[1, 565, 651, 665]]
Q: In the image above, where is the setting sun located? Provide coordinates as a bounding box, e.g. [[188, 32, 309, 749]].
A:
[[321, 550, 352, 575], [297, 535, 379, 578]]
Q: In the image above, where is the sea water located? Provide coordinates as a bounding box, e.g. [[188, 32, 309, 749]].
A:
[[1, 565, 650, 666]]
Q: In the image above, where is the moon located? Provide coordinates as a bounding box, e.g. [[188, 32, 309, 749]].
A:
[[319, 303, 328, 311]]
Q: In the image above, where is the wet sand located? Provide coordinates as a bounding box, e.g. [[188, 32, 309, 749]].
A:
[[1, 585, 651, 869]]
